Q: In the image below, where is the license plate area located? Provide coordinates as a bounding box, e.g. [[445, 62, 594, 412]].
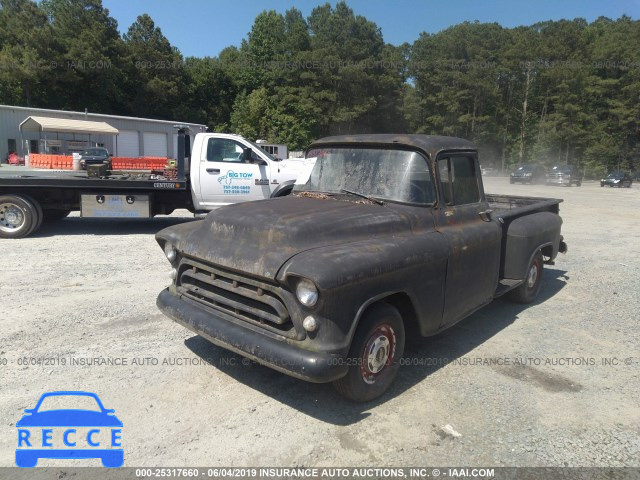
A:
[[81, 194, 151, 218]]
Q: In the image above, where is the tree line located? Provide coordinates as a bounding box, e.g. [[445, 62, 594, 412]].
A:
[[1, 0, 638, 174]]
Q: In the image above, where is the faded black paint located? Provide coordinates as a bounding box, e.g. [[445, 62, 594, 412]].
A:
[[156, 134, 567, 383]]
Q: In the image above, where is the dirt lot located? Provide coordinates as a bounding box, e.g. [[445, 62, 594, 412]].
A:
[[0, 177, 638, 467]]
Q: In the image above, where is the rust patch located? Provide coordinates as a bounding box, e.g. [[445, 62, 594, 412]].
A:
[[294, 191, 332, 200]]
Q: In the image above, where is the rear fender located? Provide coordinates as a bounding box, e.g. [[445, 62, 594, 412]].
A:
[[503, 212, 562, 280]]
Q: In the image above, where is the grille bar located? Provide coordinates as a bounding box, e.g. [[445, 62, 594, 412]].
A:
[[176, 258, 293, 332]]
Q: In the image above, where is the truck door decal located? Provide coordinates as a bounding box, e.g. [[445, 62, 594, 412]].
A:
[[217, 170, 253, 195]]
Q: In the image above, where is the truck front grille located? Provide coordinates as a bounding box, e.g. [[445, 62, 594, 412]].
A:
[[176, 258, 295, 337]]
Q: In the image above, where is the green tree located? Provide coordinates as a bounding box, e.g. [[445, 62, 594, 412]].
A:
[[122, 13, 186, 119], [0, 0, 55, 106], [41, 0, 127, 112]]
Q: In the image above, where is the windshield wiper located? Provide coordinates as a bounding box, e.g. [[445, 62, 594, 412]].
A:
[[339, 189, 385, 206]]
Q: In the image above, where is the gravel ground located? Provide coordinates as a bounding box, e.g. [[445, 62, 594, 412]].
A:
[[0, 177, 638, 468]]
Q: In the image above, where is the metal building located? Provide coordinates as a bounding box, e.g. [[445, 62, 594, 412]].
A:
[[0, 104, 207, 162]]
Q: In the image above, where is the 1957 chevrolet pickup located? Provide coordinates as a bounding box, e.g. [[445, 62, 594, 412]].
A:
[[156, 134, 568, 402]]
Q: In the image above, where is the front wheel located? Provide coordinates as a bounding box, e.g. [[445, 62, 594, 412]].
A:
[[333, 303, 405, 402], [507, 251, 543, 304]]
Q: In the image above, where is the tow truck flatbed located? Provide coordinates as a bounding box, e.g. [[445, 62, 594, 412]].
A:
[[0, 169, 188, 191]]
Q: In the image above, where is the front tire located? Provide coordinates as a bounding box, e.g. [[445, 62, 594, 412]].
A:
[[333, 303, 405, 402], [507, 251, 544, 304]]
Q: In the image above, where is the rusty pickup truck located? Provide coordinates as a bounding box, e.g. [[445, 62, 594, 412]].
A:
[[156, 135, 568, 402]]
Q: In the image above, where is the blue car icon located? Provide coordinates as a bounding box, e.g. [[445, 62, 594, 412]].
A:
[[16, 391, 123, 468]]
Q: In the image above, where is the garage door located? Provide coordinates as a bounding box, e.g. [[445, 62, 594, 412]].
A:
[[115, 130, 139, 157], [143, 132, 167, 157]]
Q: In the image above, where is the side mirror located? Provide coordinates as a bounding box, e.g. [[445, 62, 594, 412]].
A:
[[243, 148, 266, 165]]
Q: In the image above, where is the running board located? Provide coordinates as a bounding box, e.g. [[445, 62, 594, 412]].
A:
[[494, 279, 523, 298]]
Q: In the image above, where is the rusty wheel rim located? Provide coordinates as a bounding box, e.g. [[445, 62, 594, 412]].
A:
[[360, 324, 396, 385], [527, 258, 541, 289]]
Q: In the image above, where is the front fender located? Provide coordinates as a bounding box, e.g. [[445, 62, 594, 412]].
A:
[[277, 232, 450, 347], [270, 180, 296, 198]]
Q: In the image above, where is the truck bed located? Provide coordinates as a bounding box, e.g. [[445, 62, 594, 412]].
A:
[[486, 193, 562, 221]]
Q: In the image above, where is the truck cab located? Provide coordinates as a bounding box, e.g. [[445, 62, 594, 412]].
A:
[[189, 133, 312, 211]]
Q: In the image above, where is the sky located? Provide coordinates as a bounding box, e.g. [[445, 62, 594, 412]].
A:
[[103, 0, 640, 58]]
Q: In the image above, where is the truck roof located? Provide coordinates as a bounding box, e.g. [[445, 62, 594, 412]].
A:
[[308, 134, 477, 158]]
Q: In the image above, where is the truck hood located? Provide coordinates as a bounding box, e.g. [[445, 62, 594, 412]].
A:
[[276, 157, 316, 184], [162, 196, 412, 280]]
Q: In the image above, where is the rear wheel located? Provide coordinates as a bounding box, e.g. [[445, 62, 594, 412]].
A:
[[0, 195, 38, 238], [16, 194, 43, 235], [507, 251, 543, 304], [333, 303, 405, 402]]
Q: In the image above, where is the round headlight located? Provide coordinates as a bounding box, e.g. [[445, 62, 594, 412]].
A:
[[164, 243, 177, 262], [296, 279, 318, 307]]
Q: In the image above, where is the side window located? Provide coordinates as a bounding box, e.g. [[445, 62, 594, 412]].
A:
[[206, 138, 245, 163], [437, 156, 480, 205]]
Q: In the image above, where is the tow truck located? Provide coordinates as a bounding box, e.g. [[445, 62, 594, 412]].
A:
[[0, 129, 313, 238]]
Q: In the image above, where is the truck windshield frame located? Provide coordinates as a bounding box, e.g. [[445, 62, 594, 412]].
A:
[[295, 147, 436, 205]]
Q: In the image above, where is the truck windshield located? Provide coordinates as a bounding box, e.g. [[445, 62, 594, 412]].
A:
[[295, 147, 436, 205], [82, 148, 107, 156]]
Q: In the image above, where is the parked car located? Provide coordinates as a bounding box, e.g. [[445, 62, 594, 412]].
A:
[[156, 134, 568, 402], [8, 152, 24, 166], [547, 164, 582, 186], [510, 164, 547, 184], [600, 171, 633, 188], [79, 147, 111, 170]]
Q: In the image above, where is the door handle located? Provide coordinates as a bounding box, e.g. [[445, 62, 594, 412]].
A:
[[478, 209, 493, 222], [206, 168, 220, 174]]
